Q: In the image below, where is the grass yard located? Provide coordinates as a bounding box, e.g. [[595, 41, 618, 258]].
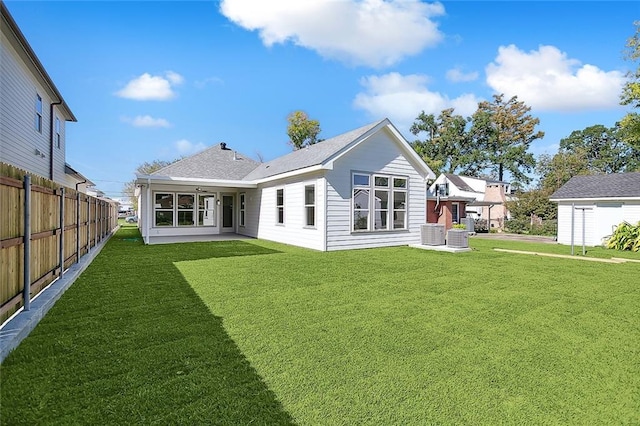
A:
[[1, 226, 639, 424]]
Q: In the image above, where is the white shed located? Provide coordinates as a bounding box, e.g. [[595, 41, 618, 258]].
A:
[[550, 173, 640, 246]]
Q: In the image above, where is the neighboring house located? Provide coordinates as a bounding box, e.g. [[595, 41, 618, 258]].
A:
[[135, 118, 435, 251], [427, 173, 512, 230], [1, 2, 89, 192], [550, 172, 640, 246]]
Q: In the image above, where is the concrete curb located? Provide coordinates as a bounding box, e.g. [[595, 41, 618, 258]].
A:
[[0, 230, 115, 363]]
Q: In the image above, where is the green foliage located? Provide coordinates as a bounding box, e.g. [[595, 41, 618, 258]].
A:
[[474, 218, 488, 233], [410, 108, 482, 177], [469, 94, 544, 183], [286, 110, 321, 150], [620, 21, 640, 150], [536, 149, 591, 194], [504, 218, 558, 236], [452, 223, 466, 229], [506, 188, 557, 221], [606, 221, 640, 252]]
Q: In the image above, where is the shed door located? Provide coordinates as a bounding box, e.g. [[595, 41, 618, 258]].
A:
[[596, 203, 623, 243]]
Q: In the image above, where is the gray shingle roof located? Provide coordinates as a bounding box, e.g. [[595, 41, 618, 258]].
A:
[[550, 172, 640, 199], [242, 119, 385, 181], [151, 143, 260, 180]]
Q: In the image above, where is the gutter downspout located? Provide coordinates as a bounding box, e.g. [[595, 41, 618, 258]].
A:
[[145, 177, 151, 244], [49, 101, 62, 180], [75, 179, 87, 192]]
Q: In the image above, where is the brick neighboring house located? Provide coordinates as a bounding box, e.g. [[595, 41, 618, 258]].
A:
[[427, 173, 513, 230]]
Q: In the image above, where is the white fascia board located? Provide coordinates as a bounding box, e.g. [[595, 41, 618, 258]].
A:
[[252, 165, 326, 184], [550, 197, 640, 203], [135, 174, 257, 188], [323, 120, 436, 180]]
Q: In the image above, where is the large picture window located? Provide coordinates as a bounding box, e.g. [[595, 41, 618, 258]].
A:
[[352, 173, 408, 232], [154, 191, 216, 227]]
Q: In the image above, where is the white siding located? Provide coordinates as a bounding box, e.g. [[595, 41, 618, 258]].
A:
[[556, 201, 640, 246], [325, 130, 427, 251], [1, 23, 67, 183], [255, 174, 325, 251], [237, 188, 260, 238]]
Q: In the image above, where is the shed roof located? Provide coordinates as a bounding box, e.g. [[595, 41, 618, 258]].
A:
[[550, 172, 640, 200]]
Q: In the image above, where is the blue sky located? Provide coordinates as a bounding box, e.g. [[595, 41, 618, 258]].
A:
[[5, 1, 638, 200]]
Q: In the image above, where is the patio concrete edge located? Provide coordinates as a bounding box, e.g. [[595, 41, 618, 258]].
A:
[[0, 230, 116, 363]]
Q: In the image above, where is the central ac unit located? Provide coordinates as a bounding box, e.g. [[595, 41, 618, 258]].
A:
[[421, 224, 445, 245], [447, 229, 469, 248]]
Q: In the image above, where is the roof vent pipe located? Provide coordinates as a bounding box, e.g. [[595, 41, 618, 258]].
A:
[[233, 151, 237, 160]]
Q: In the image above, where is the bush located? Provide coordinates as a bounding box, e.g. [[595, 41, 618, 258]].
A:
[[504, 219, 557, 236], [606, 221, 640, 252], [474, 219, 488, 233], [452, 223, 466, 229]]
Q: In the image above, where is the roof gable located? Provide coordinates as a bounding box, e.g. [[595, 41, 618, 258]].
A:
[[550, 172, 640, 199]]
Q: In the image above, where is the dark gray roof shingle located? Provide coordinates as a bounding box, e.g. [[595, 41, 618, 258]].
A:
[[151, 144, 260, 180], [242, 119, 384, 181], [550, 172, 640, 199]]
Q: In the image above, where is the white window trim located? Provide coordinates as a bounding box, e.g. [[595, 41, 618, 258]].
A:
[[304, 184, 316, 228], [153, 191, 218, 228], [452, 202, 460, 224], [154, 192, 175, 227], [55, 117, 61, 148], [352, 172, 409, 233], [35, 94, 43, 133], [276, 188, 285, 225], [239, 193, 246, 227]]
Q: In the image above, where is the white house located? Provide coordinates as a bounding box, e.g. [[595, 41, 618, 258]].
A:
[[427, 173, 512, 229], [0, 2, 92, 192], [135, 119, 435, 251], [550, 172, 640, 246]]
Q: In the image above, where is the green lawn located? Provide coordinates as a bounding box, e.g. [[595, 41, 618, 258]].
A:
[[1, 226, 639, 424]]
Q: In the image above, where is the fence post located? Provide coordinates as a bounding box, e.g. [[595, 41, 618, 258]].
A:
[[95, 198, 98, 246], [59, 187, 65, 278], [87, 196, 90, 251], [23, 175, 31, 311]]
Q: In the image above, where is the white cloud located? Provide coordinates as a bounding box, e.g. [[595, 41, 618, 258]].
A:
[[122, 115, 171, 128], [219, 0, 445, 68], [486, 44, 625, 111], [353, 72, 480, 130], [194, 76, 224, 89], [175, 139, 206, 155], [115, 72, 184, 101], [446, 67, 478, 83]]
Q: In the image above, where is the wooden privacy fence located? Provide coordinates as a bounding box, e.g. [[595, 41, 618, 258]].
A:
[[1, 163, 119, 325]]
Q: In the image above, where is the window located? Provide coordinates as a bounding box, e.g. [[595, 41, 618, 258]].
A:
[[198, 194, 216, 226], [393, 178, 407, 229], [154, 193, 174, 226], [55, 117, 61, 148], [435, 182, 449, 196], [177, 194, 195, 226], [353, 174, 370, 230], [452, 202, 460, 223], [305, 185, 315, 227], [239, 193, 246, 227], [276, 189, 284, 224], [35, 94, 42, 133], [352, 173, 408, 232]]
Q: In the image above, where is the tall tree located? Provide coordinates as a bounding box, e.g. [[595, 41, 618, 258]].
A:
[[123, 159, 178, 210], [287, 111, 321, 150], [620, 21, 640, 150], [469, 94, 544, 184], [558, 124, 640, 174], [410, 108, 484, 177], [536, 150, 590, 194]]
